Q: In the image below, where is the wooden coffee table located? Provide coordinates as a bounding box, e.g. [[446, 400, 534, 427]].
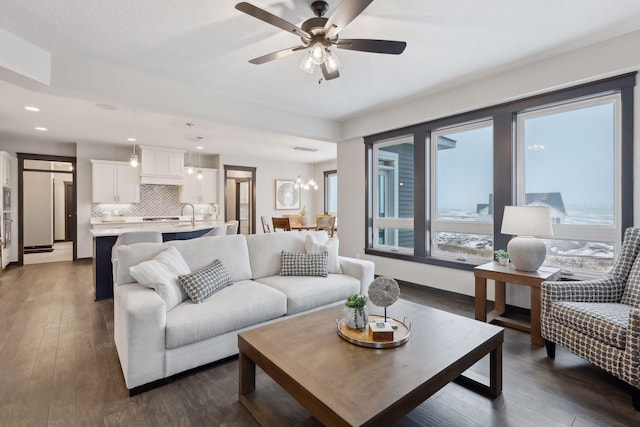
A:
[[238, 299, 503, 426]]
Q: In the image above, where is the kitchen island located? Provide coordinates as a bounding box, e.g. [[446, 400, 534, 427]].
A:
[[91, 221, 223, 300]]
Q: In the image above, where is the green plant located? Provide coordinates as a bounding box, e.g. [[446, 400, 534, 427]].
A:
[[345, 293, 367, 308], [299, 205, 308, 216], [495, 249, 509, 259], [345, 293, 368, 328]]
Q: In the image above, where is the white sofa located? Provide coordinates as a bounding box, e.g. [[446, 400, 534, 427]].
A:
[[113, 231, 375, 393]]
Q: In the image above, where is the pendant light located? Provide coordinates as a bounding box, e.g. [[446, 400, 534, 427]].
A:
[[293, 146, 318, 191], [185, 123, 194, 175], [128, 108, 138, 168], [196, 137, 203, 180]]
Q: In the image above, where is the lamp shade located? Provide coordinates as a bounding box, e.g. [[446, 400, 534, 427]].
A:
[[501, 206, 553, 237]]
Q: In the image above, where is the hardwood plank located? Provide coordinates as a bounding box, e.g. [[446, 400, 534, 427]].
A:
[[0, 260, 637, 426]]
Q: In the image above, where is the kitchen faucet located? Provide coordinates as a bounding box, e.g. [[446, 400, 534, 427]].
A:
[[181, 203, 195, 226]]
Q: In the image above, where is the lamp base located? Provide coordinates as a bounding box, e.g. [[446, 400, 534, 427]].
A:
[[507, 236, 547, 272]]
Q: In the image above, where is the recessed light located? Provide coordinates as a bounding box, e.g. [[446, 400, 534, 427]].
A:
[[127, 137, 137, 142], [196, 146, 204, 150], [24, 106, 40, 112], [95, 103, 118, 110], [35, 127, 47, 131]]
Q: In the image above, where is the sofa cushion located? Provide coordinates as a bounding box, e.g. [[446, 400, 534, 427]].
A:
[[305, 234, 341, 274], [178, 259, 233, 303], [550, 301, 631, 349], [256, 274, 360, 315], [165, 280, 287, 349], [129, 246, 191, 311], [280, 251, 328, 277], [167, 234, 252, 282], [246, 231, 328, 279]]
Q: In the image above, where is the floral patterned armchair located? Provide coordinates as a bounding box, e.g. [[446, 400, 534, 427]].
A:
[[541, 227, 640, 409]]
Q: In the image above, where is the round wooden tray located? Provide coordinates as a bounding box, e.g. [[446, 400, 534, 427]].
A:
[[336, 314, 410, 349]]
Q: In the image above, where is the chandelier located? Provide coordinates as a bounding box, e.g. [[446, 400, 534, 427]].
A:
[[294, 146, 318, 191]]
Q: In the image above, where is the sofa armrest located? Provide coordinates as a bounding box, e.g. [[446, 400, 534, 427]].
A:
[[541, 276, 625, 304], [339, 256, 375, 295], [114, 283, 167, 390]]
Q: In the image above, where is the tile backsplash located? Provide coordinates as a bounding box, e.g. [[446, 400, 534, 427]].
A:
[[91, 184, 216, 217]]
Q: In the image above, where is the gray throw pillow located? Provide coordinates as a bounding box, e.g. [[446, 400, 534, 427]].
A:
[[280, 251, 328, 277], [178, 259, 233, 303]]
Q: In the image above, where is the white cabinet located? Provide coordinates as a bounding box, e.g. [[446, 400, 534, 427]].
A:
[[180, 168, 217, 203], [1, 155, 9, 187], [139, 145, 184, 185], [91, 160, 140, 203]]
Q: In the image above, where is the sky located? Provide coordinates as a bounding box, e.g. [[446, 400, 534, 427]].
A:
[[435, 100, 615, 220]]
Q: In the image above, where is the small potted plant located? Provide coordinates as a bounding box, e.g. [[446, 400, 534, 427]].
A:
[[495, 249, 509, 266], [299, 205, 310, 225], [343, 294, 368, 330]]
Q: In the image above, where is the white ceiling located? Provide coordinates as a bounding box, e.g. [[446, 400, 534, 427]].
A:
[[2, 0, 640, 162]]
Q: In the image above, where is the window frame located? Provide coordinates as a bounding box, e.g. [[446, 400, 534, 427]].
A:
[[430, 119, 495, 263], [364, 73, 635, 276]]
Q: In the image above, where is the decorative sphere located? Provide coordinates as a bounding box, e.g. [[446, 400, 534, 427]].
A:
[[368, 277, 400, 308]]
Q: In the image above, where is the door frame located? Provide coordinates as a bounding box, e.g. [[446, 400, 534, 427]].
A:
[[224, 165, 256, 235], [17, 153, 77, 265]]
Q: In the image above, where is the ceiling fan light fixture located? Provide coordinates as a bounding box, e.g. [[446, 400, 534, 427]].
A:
[[299, 54, 316, 73], [325, 50, 341, 72], [310, 42, 326, 65]]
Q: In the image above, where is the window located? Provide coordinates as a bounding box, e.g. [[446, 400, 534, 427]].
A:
[[517, 95, 620, 274], [372, 136, 414, 253], [364, 73, 634, 276], [324, 169, 338, 218], [431, 120, 494, 262]]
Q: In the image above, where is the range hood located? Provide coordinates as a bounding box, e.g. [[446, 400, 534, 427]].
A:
[[139, 145, 185, 186]]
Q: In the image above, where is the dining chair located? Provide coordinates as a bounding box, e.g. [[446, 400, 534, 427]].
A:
[[272, 217, 291, 232], [261, 216, 271, 233], [225, 220, 239, 235], [316, 216, 336, 237], [202, 225, 227, 236]]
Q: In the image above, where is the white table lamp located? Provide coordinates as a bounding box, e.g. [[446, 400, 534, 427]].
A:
[[501, 206, 553, 271]]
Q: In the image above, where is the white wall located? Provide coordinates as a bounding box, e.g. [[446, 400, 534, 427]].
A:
[[337, 29, 640, 308], [53, 169, 72, 241], [219, 153, 328, 233]]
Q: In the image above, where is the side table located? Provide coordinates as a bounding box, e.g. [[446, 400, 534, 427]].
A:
[[474, 261, 561, 346]]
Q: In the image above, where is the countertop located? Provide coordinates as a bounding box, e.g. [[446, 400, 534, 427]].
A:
[[90, 215, 216, 225], [90, 220, 224, 237]]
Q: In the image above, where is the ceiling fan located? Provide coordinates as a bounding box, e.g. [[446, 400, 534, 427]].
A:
[[235, 0, 407, 80]]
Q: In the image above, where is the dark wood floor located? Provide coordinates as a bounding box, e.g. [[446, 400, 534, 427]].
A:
[[0, 260, 637, 426]]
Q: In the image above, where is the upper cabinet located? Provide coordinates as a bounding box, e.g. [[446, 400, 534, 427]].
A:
[[91, 160, 140, 203], [180, 168, 217, 203], [139, 145, 184, 185]]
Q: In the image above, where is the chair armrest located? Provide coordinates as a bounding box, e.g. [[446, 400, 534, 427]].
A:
[[541, 276, 625, 304], [338, 257, 375, 295], [622, 308, 640, 388]]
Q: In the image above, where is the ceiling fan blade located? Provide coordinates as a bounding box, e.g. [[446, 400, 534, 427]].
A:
[[324, 0, 374, 39], [321, 63, 340, 80], [249, 45, 308, 65], [336, 39, 407, 54], [236, 2, 311, 40]]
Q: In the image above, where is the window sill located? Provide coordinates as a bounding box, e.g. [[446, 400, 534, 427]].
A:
[[364, 248, 476, 271]]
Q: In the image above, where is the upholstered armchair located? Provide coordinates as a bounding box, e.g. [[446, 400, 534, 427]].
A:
[[541, 227, 640, 409]]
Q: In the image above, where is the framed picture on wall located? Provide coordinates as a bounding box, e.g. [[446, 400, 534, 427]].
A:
[[275, 179, 300, 210]]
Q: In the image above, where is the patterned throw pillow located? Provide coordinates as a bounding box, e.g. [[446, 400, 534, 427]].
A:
[[178, 259, 233, 303], [280, 251, 328, 277], [621, 254, 640, 308]]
